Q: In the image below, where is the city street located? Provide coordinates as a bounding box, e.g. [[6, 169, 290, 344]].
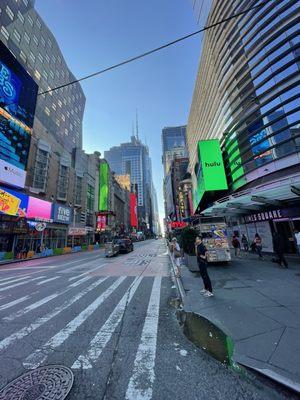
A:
[[0, 240, 296, 400]]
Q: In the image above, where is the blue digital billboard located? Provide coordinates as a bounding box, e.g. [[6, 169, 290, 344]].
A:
[[0, 42, 38, 188]]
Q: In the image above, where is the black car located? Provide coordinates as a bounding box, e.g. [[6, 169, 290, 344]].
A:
[[117, 238, 134, 253]]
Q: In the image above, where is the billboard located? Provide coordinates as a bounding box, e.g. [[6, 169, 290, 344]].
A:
[[194, 140, 228, 208], [96, 214, 107, 231], [52, 204, 72, 224], [130, 193, 138, 227], [0, 42, 38, 188], [0, 186, 28, 217], [99, 162, 109, 211], [224, 132, 246, 190], [27, 197, 52, 220]]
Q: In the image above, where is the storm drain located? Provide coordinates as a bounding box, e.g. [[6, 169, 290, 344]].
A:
[[0, 365, 74, 400]]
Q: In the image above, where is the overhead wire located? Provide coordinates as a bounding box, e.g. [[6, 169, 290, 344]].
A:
[[38, 0, 272, 96]]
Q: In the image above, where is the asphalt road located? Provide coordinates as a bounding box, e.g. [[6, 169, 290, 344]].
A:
[[0, 239, 296, 399]]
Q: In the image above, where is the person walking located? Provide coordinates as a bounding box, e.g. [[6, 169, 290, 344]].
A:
[[294, 229, 300, 255], [195, 236, 213, 297], [232, 235, 241, 257], [272, 232, 288, 268], [241, 234, 249, 252], [254, 233, 263, 259], [171, 238, 181, 278]]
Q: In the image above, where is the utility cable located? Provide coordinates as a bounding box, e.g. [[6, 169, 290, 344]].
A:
[[38, 0, 272, 96]]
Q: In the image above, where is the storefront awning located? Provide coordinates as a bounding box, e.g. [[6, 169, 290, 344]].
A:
[[200, 175, 300, 217]]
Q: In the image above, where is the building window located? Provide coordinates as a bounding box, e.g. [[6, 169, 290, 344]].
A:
[[13, 29, 21, 42], [1, 26, 10, 41], [61, 114, 65, 122], [43, 70, 48, 80], [86, 184, 95, 212], [75, 176, 82, 206], [57, 165, 69, 200], [41, 36, 46, 47], [36, 18, 41, 29], [20, 50, 27, 63], [45, 54, 50, 63], [51, 55, 56, 64], [33, 148, 49, 192], [17, 11, 24, 23], [6, 5, 14, 20], [44, 106, 50, 116], [29, 51, 35, 63], [38, 53, 44, 63], [24, 32, 30, 44], [49, 70, 55, 80], [27, 14, 34, 26], [58, 100, 62, 107], [33, 35, 38, 46], [52, 103, 57, 111], [34, 70, 41, 80], [22, 0, 28, 6], [47, 39, 52, 48]]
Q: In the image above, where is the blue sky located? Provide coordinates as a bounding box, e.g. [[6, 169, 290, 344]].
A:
[[35, 0, 203, 224]]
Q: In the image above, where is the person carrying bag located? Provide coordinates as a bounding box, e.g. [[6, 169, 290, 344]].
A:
[[171, 238, 181, 277]]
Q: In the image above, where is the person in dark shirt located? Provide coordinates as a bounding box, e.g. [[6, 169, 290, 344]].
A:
[[195, 236, 213, 297], [272, 232, 288, 268]]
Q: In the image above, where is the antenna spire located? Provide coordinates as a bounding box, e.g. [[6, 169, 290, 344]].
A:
[[136, 109, 139, 140]]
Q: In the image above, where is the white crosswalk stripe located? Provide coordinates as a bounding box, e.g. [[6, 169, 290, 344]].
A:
[[0, 276, 46, 293], [0, 277, 108, 352], [72, 276, 143, 369], [3, 275, 98, 322], [23, 276, 126, 369], [69, 276, 92, 287], [0, 275, 30, 285], [125, 277, 162, 400], [67, 263, 107, 281], [0, 295, 30, 311], [36, 276, 60, 285]]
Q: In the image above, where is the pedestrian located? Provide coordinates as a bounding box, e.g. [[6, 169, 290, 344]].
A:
[[254, 233, 264, 259], [241, 234, 249, 252], [272, 232, 288, 268], [294, 229, 300, 255], [232, 235, 241, 257], [171, 238, 181, 278], [195, 236, 213, 297]]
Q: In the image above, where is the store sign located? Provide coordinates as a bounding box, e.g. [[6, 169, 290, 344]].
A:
[[0, 43, 38, 188], [244, 209, 283, 222], [52, 204, 72, 224], [0, 186, 28, 217], [35, 222, 46, 232], [68, 227, 87, 236], [130, 193, 138, 227], [171, 221, 187, 229], [27, 197, 52, 220], [99, 162, 109, 211]]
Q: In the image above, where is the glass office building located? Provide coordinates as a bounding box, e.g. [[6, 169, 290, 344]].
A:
[[188, 0, 300, 253]]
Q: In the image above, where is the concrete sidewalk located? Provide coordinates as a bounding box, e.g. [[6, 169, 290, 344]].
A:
[[180, 252, 300, 393]]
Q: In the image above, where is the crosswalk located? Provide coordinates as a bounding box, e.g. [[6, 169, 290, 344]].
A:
[[0, 258, 164, 399]]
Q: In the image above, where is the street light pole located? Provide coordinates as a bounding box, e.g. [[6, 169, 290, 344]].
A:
[[72, 208, 76, 248]]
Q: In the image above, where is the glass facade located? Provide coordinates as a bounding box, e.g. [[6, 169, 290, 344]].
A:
[[162, 126, 187, 154], [188, 0, 300, 200]]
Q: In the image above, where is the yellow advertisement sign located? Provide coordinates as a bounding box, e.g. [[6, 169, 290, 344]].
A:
[[0, 189, 21, 216]]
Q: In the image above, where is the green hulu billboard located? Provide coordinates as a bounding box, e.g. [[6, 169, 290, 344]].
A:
[[194, 139, 228, 208], [99, 162, 109, 211]]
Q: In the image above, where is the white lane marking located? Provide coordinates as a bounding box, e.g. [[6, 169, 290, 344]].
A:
[[0, 296, 30, 311], [72, 276, 143, 369], [3, 274, 95, 321], [0, 275, 30, 283], [0, 277, 108, 352], [0, 276, 46, 293], [69, 276, 92, 287], [0, 275, 31, 287], [36, 276, 60, 285], [68, 263, 107, 281], [23, 276, 126, 369], [125, 277, 162, 400]]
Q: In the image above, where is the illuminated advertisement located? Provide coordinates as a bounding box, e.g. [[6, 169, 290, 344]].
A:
[[0, 186, 28, 217], [248, 122, 272, 166], [52, 204, 72, 224], [99, 162, 109, 211], [194, 140, 228, 209], [96, 214, 107, 231], [224, 132, 246, 190], [130, 193, 138, 227], [27, 197, 52, 220], [0, 42, 38, 188]]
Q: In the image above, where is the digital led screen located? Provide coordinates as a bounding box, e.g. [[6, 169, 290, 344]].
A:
[[0, 186, 28, 217], [0, 42, 38, 188], [27, 197, 52, 220], [130, 193, 138, 227], [99, 162, 109, 211]]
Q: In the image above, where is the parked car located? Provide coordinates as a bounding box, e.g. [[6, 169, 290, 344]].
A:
[[105, 239, 120, 257], [117, 238, 134, 253]]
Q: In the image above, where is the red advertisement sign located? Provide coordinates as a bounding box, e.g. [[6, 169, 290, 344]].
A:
[[171, 221, 187, 229], [130, 193, 138, 227], [96, 215, 107, 231]]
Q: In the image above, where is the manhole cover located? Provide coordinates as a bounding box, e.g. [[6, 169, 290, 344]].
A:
[[0, 365, 73, 400]]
